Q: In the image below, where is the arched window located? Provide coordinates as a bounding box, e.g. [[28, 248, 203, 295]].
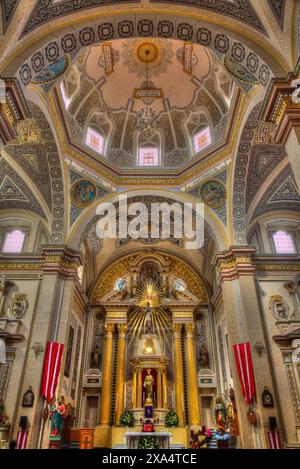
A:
[[2, 230, 25, 253], [60, 82, 71, 109], [193, 127, 211, 153], [86, 127, 104, 154], [272, 230, 296, 254], [138, 147, 159, 166]]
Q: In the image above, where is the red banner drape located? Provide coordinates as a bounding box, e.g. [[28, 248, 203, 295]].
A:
[[268, 431, 281, 449], [41, 341, 64, 403], [233, 342, 256, 405], [16, 430, 28, 449]]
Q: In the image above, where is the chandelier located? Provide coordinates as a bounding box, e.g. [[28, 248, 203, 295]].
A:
[[134, 106, 159, 140]]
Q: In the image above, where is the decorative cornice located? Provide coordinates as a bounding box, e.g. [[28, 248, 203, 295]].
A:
[[260, 59, 300, 145], [0, 245, 84, 275], [49, 83, 244, 187], [254, 254, 300, 272], [213, 246, 256, 281]]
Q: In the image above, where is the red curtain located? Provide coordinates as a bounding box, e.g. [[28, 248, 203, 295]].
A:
[[233, 342, 256, 405], [41, 341, 64, 403]]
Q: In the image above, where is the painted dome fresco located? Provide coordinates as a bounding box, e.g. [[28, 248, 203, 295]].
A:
[[58, 38, 236, 170]]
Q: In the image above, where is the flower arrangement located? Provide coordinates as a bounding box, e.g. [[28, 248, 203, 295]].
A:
[[138, 436, 159, 449], [120, 410, 135, 427], [165, 409, 179, 427]]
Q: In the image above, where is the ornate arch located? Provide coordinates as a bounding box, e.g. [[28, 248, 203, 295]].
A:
[[90, 249, 209, 303], [12, 15, 275, 88], [67, 188, 230, 251]]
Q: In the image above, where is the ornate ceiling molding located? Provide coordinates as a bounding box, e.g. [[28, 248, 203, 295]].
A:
[[232, 101, 262, 244], [20, 0, 267, 38], [1, 0, 20, 32], [151, 0, 267, 34], [21, 0, 140, 37]]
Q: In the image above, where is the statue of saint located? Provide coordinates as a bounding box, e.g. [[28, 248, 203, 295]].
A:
[[198, 344, 209, 368], [215, 397, 227, 431], [144, 302, 154, 334], [143, 369, 154, 400], [49, 395, 66, 442]]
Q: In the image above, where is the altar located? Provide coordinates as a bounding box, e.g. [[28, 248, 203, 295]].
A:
[[124, 431, 172, 449]]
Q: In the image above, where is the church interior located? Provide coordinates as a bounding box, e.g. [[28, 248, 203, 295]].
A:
[[1, 0, 300, 450]]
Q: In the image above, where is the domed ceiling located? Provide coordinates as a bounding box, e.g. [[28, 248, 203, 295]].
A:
[[59, 38, 236, 169]]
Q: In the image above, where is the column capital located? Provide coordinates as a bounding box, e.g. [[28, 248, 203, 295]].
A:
[[117, 323, 128, 337], [185, 323, 195, 338], [104, 323, 115, 337], [172, 323, 182, 338], [213, 246, 256, 282]]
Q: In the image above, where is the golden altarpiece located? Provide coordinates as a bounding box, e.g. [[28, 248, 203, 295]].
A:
[[77, 252, 218, 447]]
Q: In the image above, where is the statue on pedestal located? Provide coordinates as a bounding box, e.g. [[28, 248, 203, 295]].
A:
[[49, 395, 66, 444], [143, 369, 154, 399]]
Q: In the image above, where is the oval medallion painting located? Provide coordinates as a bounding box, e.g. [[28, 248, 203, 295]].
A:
[[32, 56, 69, 84], [223, 56, 259, 85], [200, 180, 226, 209], [71, 179, 96, 208]]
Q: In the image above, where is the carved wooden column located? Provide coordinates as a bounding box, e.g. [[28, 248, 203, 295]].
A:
[[115, 324, 128, 425], [172, 323, 184, 425], [157, 369, 162, 408], [99, 323, 115, 426], [185, 323, 201, 426], [137, 369, 142, 408], [132, 368, 137, 408]]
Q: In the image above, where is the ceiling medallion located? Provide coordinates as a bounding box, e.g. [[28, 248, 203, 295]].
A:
[[200, 180, 227, 209], [133, 106, 159, 140], [137, 42, 159, 64]]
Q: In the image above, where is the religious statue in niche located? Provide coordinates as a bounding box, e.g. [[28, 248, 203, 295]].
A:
[[198, 344, 209, 368], [49, 395, 66, 444], [91, 344, 102, 369], [144, 302, 154, 334], [22, 387, 34, 408], [269, 295, 289, 320], [8, 293, 28, 320], [262, 387, 274, 408], [143, 369, 154, 400]]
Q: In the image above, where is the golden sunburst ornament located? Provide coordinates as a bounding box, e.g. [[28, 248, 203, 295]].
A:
[[128, 282, 171, 344]]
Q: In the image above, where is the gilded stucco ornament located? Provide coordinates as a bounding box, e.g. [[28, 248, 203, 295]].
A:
[[8, 293, 28, 319], [269, 295, 289, 321]]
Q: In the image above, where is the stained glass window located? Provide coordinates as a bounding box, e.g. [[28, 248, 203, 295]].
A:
[[272, 230, 296, 254], [2, 230, 25, 253], [194, 127, 211, 153], [138, 147, 159, 166], [86, 127, 104, 154]]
